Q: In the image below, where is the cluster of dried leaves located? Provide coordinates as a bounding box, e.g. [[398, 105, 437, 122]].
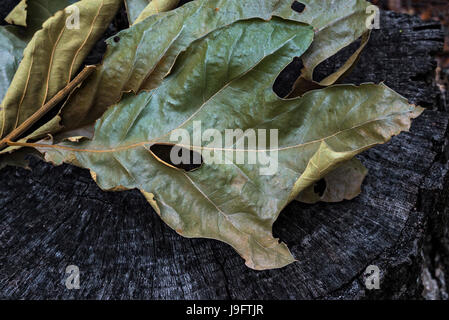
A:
[[0, 0, 423, 270]]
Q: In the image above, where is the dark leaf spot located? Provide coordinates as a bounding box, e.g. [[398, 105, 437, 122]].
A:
[[291, 1, 306, 13]]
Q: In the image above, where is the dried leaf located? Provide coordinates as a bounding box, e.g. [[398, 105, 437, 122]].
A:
[[124, 0, 149, 25], [5, 0, 28, 27], [0, 0, 122, 157], [60, 0, 374, 132], [20, 18, 422, 269], [0, 26, 27, 103], [125, 0, 180, 25], [0, 0, 78, 104], [135, 0, 180, 24], [296, 158, 368, 204]]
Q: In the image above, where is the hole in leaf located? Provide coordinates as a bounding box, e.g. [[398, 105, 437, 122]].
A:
[[178, 0, 194, 6], [291, 1, 306, 13], [149, 144, 203, 172], [314, 179, 327, 197], [113, 36, 121, 43], [273, 57, 304, 98], [312, 37, 363, 83]]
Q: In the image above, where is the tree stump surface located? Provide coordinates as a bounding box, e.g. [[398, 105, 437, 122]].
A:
[[1, 8, 448, 299]]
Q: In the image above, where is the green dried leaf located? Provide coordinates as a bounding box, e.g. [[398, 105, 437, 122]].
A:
[[125, 0, 179, 25], [61, 0, 374, 132], [23, 18, 422, 270], [124, 0, 149, 24], [0, 26, 27, 103]]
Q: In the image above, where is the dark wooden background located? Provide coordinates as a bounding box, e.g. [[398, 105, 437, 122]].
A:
[[1, 1, 448, 299]]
